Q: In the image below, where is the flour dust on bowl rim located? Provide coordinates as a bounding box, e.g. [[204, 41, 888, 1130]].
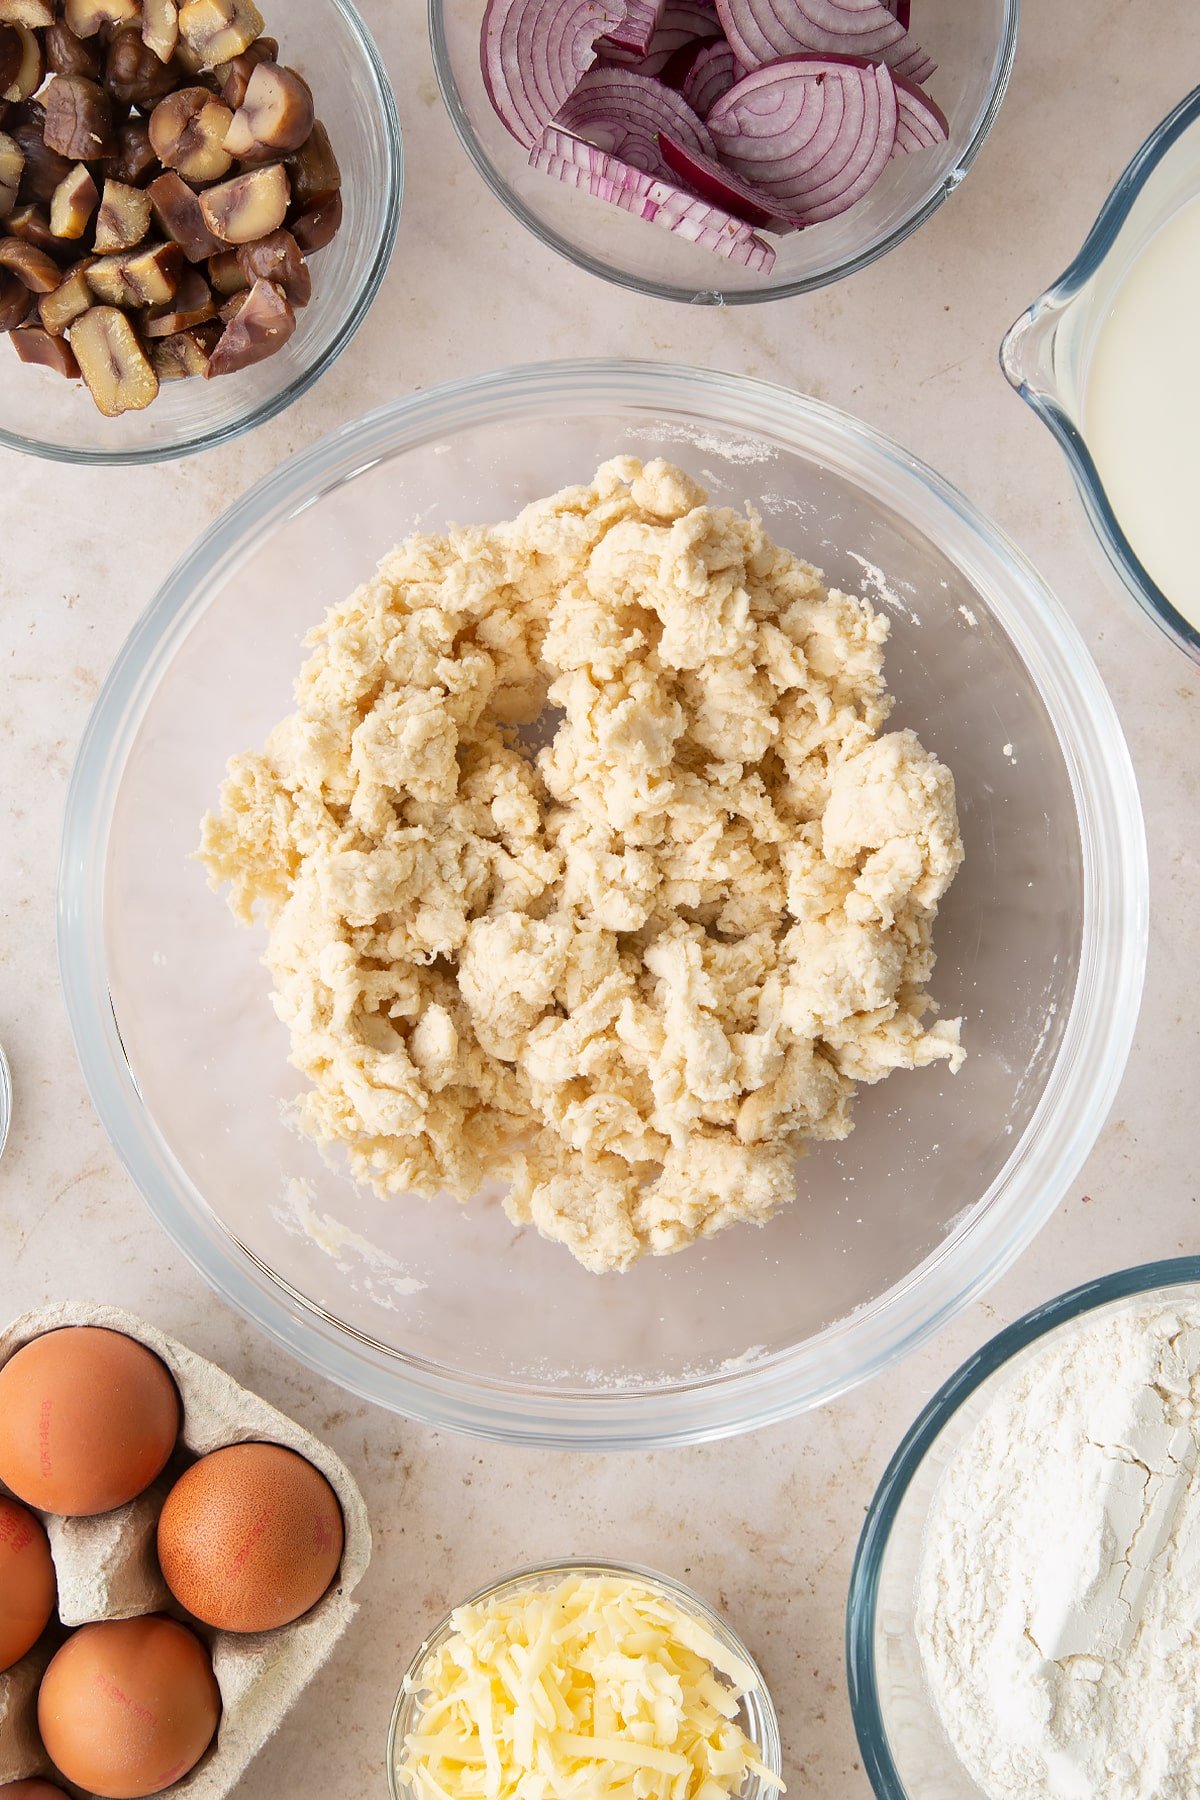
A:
[[429, 0, 1019, 303], [57, 360, 1147, 1449], [845, 1257, 1200, 1799]]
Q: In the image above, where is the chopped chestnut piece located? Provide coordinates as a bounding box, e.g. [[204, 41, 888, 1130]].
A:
[[291, 189, 340, 255], [216, 282, 242, 322], [105, 27, 179, 106], [44, 19, 101, 79], [286, 120, 339, 209], [43, 76, 114, 161], [142, 0, 179, 64], [94, 175, 151, 250], [139, 261, 213, 333], [224, 61, 313, 159], [106, 117, 159, 186], [148, 318, 218, 377], [0, 127, 20, 218], [0, 232, 61, 289], [3, 24, 43, 102], [236, 225, 308, 304], [148, 86, 232, 182], [0, 264, 31, 325], [87, 247, 141, 300], [147, 169, 219, 260], [198, 159, 287, 243], [216, 34, 275, 107], [63, 0, 140, 37], [0, 0, 53, 29], [11, 119, 72, 203], [127, 242, 184, 304], [70, 301, 157, 412], [0, 25, 19, 92], [206, 245, 243, 293], [178, 0, 263, 70], [7, 201, 63, 256], [170, 34, 218, 81], [206, 271, 291, 375], [12, 322, 79, 374], [49, 162, 98, 238], [88, 238, 181, 304], [38, 256, 93, 331]]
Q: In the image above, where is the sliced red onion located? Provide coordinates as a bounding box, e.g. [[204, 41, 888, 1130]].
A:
[[658, 129, 804, 229], [482, 0, 623, 148], [554, 64, 716, 174], [681, 38, 745, 116], [595, 0, 664, 58], [531, 125, 777, 267], [599, 0, 721, 73], [881, 0, 910, 26], [711, 0, 935, 86], [890, 68, 947, 153], [657, 38, 707, 88], [707, 56, 898, 220]]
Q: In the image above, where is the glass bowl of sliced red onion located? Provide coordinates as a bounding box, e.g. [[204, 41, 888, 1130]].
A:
[[430, 0, 1018, 301]]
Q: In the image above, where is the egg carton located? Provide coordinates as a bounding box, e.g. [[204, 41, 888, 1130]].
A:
[[0, 1301, 372, 1799]]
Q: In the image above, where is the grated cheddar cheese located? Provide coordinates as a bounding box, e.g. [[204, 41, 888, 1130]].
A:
[[397, 1572, 784, 1800]]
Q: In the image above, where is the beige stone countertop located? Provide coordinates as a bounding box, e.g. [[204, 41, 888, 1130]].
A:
[[1, 0, 1197, 1792]]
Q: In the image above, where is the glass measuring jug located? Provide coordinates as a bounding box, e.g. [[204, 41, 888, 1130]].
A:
[[1001, 85, 1200, 664]]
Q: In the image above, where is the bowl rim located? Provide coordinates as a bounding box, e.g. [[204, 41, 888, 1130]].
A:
[[0, 1042, 10, 1163], [385, 1555, 783, 1800], [0, 0, 403, 467], [56, 357, 1148, 1448], [1000, 83, 1200, 664], [844, 1255, 1200, 1799], [427, 0, 1020, 305]]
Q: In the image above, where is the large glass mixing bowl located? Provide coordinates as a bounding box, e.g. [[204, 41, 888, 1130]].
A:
[[58, 361, 1147, 1447]]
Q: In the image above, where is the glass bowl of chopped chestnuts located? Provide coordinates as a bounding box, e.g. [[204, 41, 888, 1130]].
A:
[[0, 0, 401, 461]]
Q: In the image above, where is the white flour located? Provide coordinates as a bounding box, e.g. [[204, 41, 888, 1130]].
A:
[[916, 1297, 1200, 1800]]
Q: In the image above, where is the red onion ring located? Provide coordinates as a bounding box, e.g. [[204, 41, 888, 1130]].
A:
[[482, 0, 624, 147], [554, 64, 716, 173], [707, 56, 898, 220], [531, 125, 777, 266]]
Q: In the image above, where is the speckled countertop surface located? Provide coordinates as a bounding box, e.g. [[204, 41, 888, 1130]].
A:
[[2, 1, 1197, 1792]]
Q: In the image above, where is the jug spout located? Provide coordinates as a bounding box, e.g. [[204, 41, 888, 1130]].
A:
[[1000, 290, 1073, 406]]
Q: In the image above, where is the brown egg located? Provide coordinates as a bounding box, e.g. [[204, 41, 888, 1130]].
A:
[[0, 1497, 56, 1673], [157, 1442, 344, 1633], [0, 1783, 71, 1798], [38, 1616, 220, 1800], [0, 1328, 180, 1516]]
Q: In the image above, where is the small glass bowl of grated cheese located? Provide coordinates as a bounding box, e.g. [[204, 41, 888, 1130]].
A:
[[388, 1561, 784, 1800]]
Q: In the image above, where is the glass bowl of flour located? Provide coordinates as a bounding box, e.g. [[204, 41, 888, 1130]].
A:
[[847, 1257, 1200, 1800]]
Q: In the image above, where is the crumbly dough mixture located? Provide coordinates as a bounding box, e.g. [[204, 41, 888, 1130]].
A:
[[200, 458, 964, 1273]]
